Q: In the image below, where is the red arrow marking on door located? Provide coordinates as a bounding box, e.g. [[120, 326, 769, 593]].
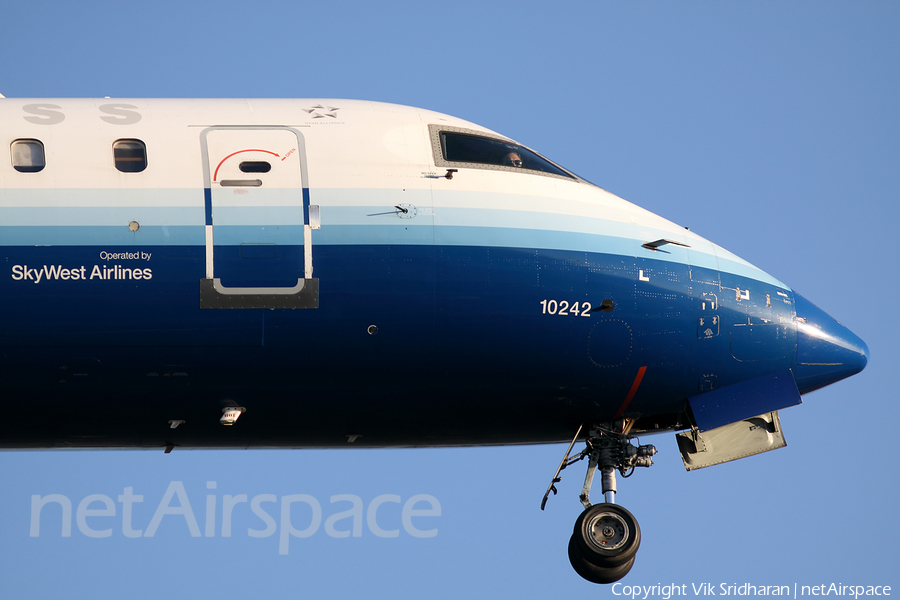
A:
[[213, 149, 280, 181]]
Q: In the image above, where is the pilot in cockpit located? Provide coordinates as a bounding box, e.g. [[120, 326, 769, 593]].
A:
[[502, 151, 524, 168]]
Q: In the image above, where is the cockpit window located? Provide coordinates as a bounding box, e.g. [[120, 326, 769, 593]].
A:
[[429, 125, 575, 180]]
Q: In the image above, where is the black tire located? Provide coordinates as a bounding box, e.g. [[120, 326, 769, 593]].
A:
[[568, 534, 635, 584], [573, 503, 641, 567]]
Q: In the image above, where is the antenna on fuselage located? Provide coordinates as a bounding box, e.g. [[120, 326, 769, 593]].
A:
[[642, 238, 690, 251]]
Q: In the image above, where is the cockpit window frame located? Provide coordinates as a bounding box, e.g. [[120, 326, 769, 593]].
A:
[[428, 124, 579, 182]]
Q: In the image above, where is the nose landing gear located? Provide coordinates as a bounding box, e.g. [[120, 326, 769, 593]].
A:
[[542, 423, 656, 584]]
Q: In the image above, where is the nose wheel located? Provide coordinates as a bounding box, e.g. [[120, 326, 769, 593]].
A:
[[569, 503, 642, 582], [542, 423, 655, 584], [568, 534, 636, 584], [575, 503, 640, 564]]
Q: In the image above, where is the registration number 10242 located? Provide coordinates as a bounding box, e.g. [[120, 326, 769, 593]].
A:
[[539, 299, 591, 316]]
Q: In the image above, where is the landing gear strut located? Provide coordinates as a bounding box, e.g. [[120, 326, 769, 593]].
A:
[[542, 423, 656, 584]]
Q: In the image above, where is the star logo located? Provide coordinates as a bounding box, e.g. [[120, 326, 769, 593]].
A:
[[303, 104, 340, 119]]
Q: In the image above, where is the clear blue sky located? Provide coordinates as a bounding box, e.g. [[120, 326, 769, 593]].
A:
[[1, 1, 898, 598]]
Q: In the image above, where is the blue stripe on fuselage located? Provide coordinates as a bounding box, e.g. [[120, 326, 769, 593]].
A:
[[0, 222, 787, 290], [204, 188, 213, 225], [0, 186, 788, 289]]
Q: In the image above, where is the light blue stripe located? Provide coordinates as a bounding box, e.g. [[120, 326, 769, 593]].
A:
[[313, 224, 786, 288], [1, 190, 787, 288], [212, 225, 304, 245], [0, 225, 202, 245], [310, 224, 434, 245], [211, 206, 305, 226], [1, 222, 785, 288], [0, 206, 203, 226]]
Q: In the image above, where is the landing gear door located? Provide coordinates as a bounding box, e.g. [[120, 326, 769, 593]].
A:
[[676, 411, 787, 471], [199, 127, 318, 309]]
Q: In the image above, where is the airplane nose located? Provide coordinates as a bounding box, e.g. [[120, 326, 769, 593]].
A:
[[793, 293, 869, 394]]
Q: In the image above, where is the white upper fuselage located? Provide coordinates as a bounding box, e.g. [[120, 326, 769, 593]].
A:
[[0, 98, 783, 290]]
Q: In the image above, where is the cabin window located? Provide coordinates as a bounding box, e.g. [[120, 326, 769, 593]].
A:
[[429, 125, 575, 180], [113, 139, 147, 173], [11, 139, 45, 173], [239, 161, 272, 173]]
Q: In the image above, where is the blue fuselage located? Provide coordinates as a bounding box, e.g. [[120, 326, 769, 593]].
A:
[[2, 240, 830, 448]]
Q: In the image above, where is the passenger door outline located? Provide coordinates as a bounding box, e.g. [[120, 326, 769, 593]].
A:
[[198, 126, 318, 309]]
